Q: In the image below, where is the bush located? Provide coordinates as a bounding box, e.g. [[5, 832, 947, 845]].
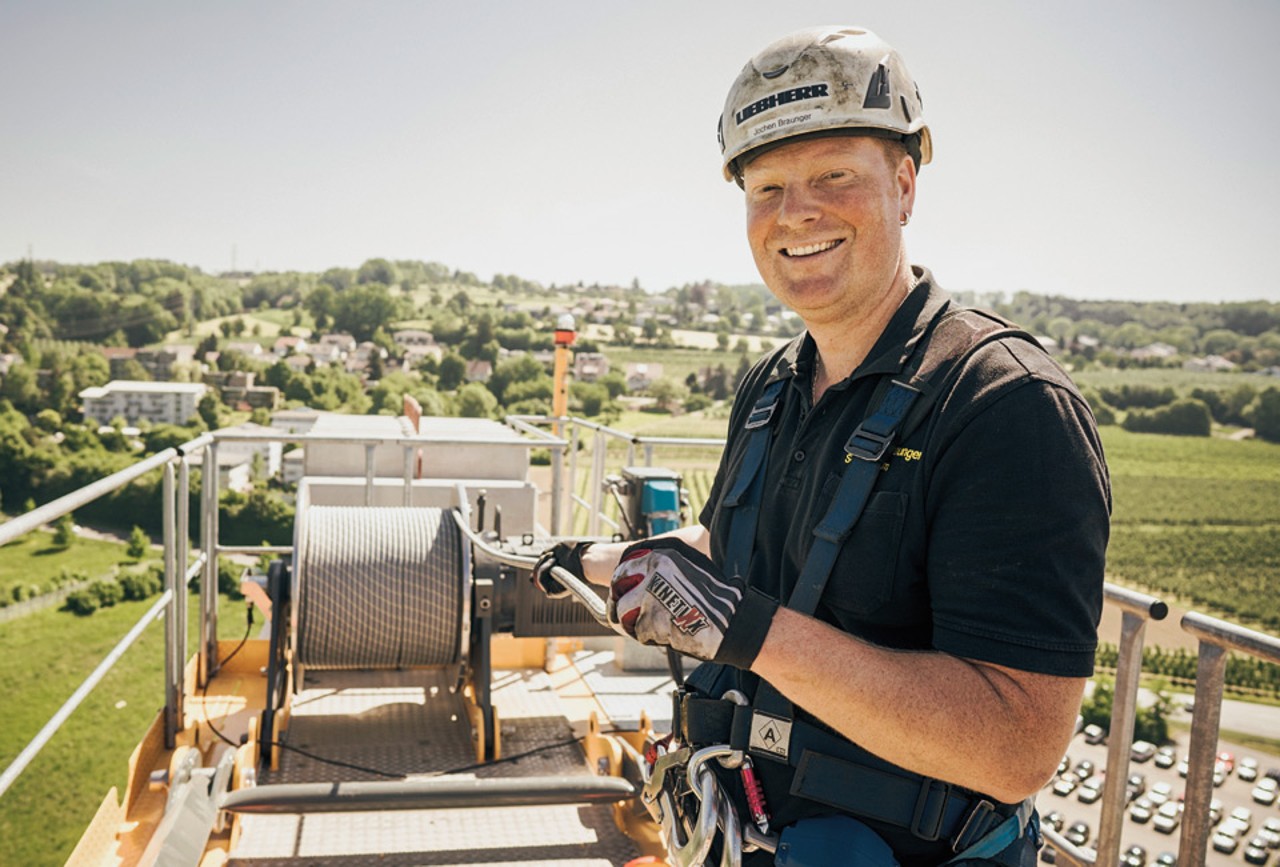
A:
[[64, 589, 99, 616], [1099, 384, 1177, 410], [120, 568, 163, 601], [88, 578, 123, 609], [1122, 398, 1212, 436], [683, 394, 713, 413]]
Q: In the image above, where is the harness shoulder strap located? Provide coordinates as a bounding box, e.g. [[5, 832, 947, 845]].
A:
[[721, 376, 786, 578]]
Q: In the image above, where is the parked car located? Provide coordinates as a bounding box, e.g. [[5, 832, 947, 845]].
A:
[[1083, 723, 1105, 745], [1153, 802, 1181, 835], [1148, 781, 1174, 806], [1065, 821, 1091, 847], [1057, 754, 1071, 776], [1252, 778, 1279, 806], [1232, 806, 1256, 831], [1130, 797, 1155, 824], [1127, 772, 1147, 801], [1154, 746, 1177, 769], [1074, 759, 1095, 780], [1214, 834, 1241, 855], [1040, 847, 1057, 864], [1244, 845, 1271, 867], [1220, 751, 1236, 774], [1123, 844, 1148, 867], [1258, 829, 1280, 852], [1177, 757, 1190, 778], [1053, 772, 1079, 797], [1078, 777, 1104, 804], [1131, 740, 1157, 762], [1240, 756, 1260, 782], [1155, 852, 1177, 867], [1043, 811, 1066, 832]]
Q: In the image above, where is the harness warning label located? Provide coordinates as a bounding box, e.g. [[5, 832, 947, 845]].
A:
[[749, 711, 792, 759]]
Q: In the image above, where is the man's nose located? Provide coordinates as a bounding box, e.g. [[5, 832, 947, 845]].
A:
[[776, 184, 821, 228]]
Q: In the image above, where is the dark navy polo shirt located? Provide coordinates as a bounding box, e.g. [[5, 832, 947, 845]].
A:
[[699, 269, 1110, 678]]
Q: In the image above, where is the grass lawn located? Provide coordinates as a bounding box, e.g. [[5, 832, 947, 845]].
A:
[[0, 592, 246, 867], [0, 529, 150, 601]]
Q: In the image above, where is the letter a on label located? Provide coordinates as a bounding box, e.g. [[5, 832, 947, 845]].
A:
[[749, 711, 792, 759]]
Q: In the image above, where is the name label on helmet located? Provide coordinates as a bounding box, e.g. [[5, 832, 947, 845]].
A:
[[734, 83, 829, 126]]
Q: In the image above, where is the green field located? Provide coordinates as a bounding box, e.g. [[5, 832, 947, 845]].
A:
[[1101, 427, 1280, 631], [0, 529, 148, 601], [0, 592, 245, 867]]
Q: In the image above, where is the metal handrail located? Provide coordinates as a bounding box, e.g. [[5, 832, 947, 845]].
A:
[[1177, 613, 1280, 867], [0, 589, 175, 798]]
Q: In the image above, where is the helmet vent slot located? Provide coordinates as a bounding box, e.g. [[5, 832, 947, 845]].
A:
[[761, 65, 789, 80], [862, 58, 892, 109]]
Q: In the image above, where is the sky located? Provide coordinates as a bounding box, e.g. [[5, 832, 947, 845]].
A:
[[2, 1, 1278, 304]]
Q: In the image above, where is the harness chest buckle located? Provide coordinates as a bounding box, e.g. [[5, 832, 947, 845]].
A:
[[910, 777, 950, 842], [950, 799, 997, 854]]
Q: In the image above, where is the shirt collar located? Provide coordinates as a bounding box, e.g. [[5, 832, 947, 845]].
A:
[[762, 266, 953, 387]]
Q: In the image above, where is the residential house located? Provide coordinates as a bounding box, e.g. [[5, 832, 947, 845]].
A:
[[1130, 342, 1178, 362], [574, 353, 609, 382], [79, 380, 207, 426], [625, 362, 663, 391], [215, 421, 284, 479], [273, 336, 309, 357], [465, 360, 493, 383]]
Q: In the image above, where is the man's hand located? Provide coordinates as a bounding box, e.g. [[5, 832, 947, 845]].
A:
[[608, 538, 778, 668], [531, 541, 593, 599]]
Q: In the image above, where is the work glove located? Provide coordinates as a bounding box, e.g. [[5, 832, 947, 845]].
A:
[[608, 538, 778, 669], [531, 540, 593, 599]]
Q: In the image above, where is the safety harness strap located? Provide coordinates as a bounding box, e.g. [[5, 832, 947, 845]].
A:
[[721, 377, 786, 578]]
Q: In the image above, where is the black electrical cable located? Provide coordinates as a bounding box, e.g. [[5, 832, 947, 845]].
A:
[[201, 603, 255, 749], [264, 728, 623, 781]]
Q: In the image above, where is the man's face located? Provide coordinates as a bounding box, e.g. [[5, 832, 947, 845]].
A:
[[742, 135, 915, 328]]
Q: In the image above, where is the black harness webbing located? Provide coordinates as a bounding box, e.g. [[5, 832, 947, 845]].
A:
[[696, 306, 1043, 859]]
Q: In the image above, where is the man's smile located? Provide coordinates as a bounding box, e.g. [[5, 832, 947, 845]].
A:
[[782, 239, 843, 258]]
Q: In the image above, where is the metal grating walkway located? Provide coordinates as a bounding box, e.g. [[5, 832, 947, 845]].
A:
[[229, 667, 644, 866]]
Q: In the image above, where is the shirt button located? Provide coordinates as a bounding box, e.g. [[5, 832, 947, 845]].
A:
[[793, 450, 806, 462]]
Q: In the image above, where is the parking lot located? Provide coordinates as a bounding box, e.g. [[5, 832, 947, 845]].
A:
[[1037, 729, 1280, 866]]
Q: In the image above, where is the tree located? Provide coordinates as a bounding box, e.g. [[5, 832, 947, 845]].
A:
[[197, 393, 225, 430], [456, 382, 498, 418], [438, 352, 466, 390], [1247, 387, 1280, 442], [52, 513, 74, 548], [126, 525, 149, 560], [331, 283, 402, 342]]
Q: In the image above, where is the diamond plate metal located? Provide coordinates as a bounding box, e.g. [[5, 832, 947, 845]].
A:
[[232, 667, 644, 865]]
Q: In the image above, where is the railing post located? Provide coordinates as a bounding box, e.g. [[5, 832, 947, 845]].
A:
[[567, 423, 580, 534], [550, 443, 564, 535], [176, 455, 190, 731], [402, 444, 414, 507], [1177, 640, 1227, 867], [1094, 609, 1147, 867], [201, 441, 220, 685], [589, 430, 606, 536], [626, 440, 636, 467], [644, 442, 654, 467], [364, 443, 376, 506], [163, 463, 178, 749]]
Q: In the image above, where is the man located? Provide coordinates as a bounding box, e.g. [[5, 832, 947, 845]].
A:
[[536, 26, 1108, 867]]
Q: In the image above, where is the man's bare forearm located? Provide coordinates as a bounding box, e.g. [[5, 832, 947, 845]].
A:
[[752, 607, 1083, 803]]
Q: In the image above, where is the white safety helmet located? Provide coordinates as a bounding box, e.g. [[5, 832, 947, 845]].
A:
[[718, 26, 932, 183]]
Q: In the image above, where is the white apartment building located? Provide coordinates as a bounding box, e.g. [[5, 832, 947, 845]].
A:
[[79, 380, 207, 426]]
